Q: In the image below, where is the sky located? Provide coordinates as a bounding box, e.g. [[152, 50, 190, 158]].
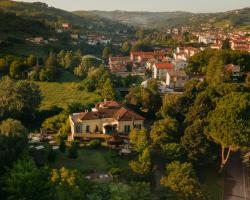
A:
[[16, 0, 250, 13]]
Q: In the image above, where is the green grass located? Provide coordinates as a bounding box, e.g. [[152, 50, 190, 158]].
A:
[[51, 149, 129, 173], [199, 166, 223, 200], [35, 81, 101, 110]]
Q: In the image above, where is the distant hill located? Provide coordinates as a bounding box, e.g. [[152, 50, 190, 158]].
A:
[[76, 10, 192, 28], [0, 0, 129, 34], [83, 8, 250, 30]]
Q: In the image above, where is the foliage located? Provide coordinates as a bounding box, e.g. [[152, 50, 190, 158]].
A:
[[68, 140, 79, 159], [4, 157, 52, 200], [100, 78, 116, 100], [206, 92, 250, 169], [0, 119, 28, 173], [150, 117, 179, 148], [74, 55, 103, 78], [126, 79, 162, 114], [110, 182, 153, 200], [0, 77, 41, 121], [129, 128, 149, 153], [161, 161, 204, 200], [161, 143, 186, 163], [129, 147, 152, 175]]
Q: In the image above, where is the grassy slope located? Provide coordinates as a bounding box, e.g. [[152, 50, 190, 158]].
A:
[[36, 81, 101, 110]]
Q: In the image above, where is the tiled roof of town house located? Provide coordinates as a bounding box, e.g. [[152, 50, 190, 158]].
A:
[[109, 57, 131, 63], [131, 51, 166, 57], [155, 62, 174, 69], [224, 64, 241, 72], [72, 101, 145, 122]]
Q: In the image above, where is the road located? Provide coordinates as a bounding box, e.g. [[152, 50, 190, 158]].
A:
[[223, 154, 250, 200]]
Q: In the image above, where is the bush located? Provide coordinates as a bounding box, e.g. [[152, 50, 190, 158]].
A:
[[109, 167, 122, 176], [59, 138, 66, 153], [88, 139, 102, 149], [68, 140, 79, 159], [47, 146, 57, 163]]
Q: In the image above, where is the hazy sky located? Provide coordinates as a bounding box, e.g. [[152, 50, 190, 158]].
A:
[[16, 0, 250, 12]]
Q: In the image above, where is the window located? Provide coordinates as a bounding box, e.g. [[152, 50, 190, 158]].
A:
[[75, 124, 81, 133], [124, 125, 131, 133], [134, 124, 141, 129], [86, 125, 90, 133]]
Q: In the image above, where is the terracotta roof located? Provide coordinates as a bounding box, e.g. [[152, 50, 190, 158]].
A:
[[224, 64, 240, 72], [71, 101, 144, 122], [155, 62, 174, 69]]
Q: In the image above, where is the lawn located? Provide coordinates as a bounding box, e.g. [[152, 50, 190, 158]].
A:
[[35, 81, 101, 110], [51, 149, 129, 173], [199, 165, 223, 200]]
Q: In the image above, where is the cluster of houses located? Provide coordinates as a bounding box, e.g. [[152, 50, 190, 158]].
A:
[[195, 31, 250, 52], [109, 48, 200, 92]]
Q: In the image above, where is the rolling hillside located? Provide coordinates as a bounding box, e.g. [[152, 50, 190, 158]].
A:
[[0, 0, 129, 34], [85, 7, 250, 30]]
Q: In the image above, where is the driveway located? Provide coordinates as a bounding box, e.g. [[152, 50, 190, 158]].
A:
[[223, 153, 250, 200]]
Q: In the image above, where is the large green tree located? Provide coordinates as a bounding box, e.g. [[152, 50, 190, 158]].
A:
[[161, 161, 204, 200], [4, 157, 52, 200], [150, 117, 179, 148], [207, 92, 250, 170], [0, 77, 41, 120]]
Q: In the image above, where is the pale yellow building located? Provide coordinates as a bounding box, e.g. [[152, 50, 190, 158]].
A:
[[69, 101, 145, 140]]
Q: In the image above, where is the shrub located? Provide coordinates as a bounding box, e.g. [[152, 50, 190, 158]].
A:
[[109, 167, 122, 176], [59, 138, 66, 153], [68, 140, 79, 159], [88, 139, 102, 149], [47, 146, 57, 163]]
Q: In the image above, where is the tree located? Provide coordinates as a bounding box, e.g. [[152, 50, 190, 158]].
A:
[[102, 47, 111, 60], [206, 56, 231, 85], [161, 161, 204, 200], [68, 140, 79, 159], [207, 92, 250, 171], [129, 128, 149, 153], [245, 73, 250, 87], [27, 54, 36, 67], [150, 117, 179, 148], [9, 59, 25, 79], [4, 157, 52, 200], [15, 81, 41, 118], [59, 137, 67, 153], [0, 119, 28, 173], [0, 77, 41, 120], [129, 147, 151, 175], [121, 41, 130, 55], [51, 167, 89, 200], [181, 119, 214, 164], [0, 58, 8, 73], [0, 118, 28, 137], [100, 78, 116, 100], [74, 55, 102, 78], [161, 143, 186, 163]]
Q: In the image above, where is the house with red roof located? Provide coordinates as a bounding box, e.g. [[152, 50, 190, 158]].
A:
[[69, 101, 145, 140], [152, 62, 174, 79], [130, 51, 166, 63], [109, 56, 132, 73]]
